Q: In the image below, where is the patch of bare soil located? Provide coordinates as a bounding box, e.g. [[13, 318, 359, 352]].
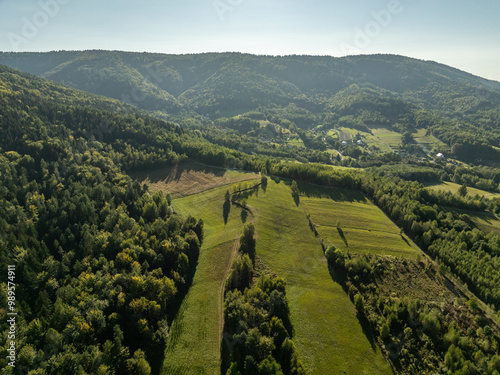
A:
[[129, 161, 259, 197]]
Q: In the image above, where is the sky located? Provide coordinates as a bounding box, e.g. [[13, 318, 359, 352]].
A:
[[0, 0, 499, 81]]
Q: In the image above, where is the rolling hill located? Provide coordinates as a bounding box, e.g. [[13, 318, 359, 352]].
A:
[[3, 50, 500, 167], [1, 51, 499, 118], [1, 53, 500, 374]]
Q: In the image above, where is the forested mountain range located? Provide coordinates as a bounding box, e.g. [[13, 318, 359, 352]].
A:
[[2, 50, 500, 161], [1, 55, 500, 374], [1, 50, 499, 118]]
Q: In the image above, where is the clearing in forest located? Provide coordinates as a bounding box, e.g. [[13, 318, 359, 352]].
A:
[[299, 183, 421, 259], [130, 160, 259, 198], [424, 180, 500, 199], [160, 182, 258, 375], [243, 178, 393, 374], [155, 167, 409, 374]]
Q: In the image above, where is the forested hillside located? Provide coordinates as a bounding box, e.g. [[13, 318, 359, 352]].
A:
[[2, 51, 500, 165], [0, 65, 210, 374], [1, 53, 500, 374]]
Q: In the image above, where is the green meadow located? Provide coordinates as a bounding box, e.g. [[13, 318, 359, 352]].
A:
[[412, 128, 447, 150], [158, 173, 409, 374], [299, 184, 421, 259], [161, 180, 259, 375], [424, 180, 500, 199], [245, 179, 393, 374]]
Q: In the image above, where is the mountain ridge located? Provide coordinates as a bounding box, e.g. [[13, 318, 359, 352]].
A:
[[1, 51, 499, 117], [2, 50, 500, 164]]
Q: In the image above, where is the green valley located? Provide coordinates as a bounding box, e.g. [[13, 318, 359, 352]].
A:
[[1, 51, 500, 375]]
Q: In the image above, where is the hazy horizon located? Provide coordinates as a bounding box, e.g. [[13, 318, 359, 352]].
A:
[[1, 0, 499, 82]]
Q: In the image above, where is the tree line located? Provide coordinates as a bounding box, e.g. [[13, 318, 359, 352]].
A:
[[223, 223, 305, 375]]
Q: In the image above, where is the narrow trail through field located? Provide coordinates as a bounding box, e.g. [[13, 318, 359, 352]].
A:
[[159, 184, 259, 375]]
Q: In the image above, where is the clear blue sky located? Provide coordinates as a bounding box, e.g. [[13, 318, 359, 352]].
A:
[[0, 0, 499, 81]]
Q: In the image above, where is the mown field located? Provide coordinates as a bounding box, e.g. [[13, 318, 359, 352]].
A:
[[334, 126, 403, 153], [370, 127, 403, 151], [287, 136, 306, 148], [144, 168, 415, 374], [424, 180, 500, 199], [299, 184, 421, 259], [129, 160, 260, 198], [244, 179, 393, 374], [160, 181, 259, 375], [412, 128, 447, 151]]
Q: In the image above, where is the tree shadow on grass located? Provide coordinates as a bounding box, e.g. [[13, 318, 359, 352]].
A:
[[223, 200, 230, 225], [156, 247, 200, 375], [327, 264, 377, 351], [298, 182, 365, 203], [400, 235, 411, 247], [261, 181, 267, 193], [271, 176, 281, 184], [337, 227, 348, 247], [241, 209, 248, 223], [356, 312, 377, 351]]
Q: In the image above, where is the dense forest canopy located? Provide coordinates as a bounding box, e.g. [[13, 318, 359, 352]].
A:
[[1, 51, 500, 166], [1, 51, 499, 118], [1, 52, 500, 374]]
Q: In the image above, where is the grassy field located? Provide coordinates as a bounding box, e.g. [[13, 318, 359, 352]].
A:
[[245, 179, 393, 375], [326, 148, 341, 157], [336, 126, 402, 152], [370, 127, 402, 150], [470, 212, 500, 235], [287, 136, 305, 148], [129, 160, 259, 198], [338, 129, 354, 142], [150, 163, 425, 374], [424, 180, 500, 199], [160, 181, 259, 375], [156, 175, 394, 374], [445, 207, 500, 237], [299, 184, 421, 259], [330, 126, 448, 155], [412, 128, 447, 151]]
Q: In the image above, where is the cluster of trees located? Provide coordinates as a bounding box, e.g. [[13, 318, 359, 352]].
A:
[[366, 177, 500, 308], [325, 250, 500, 374], [326, 84, 419, 132], [448, 166, 500, 193], [373, 163, 500, 195], [198, 125, 333, 165], [0, 149, 203, 374], [0, 65, 207, 374], [223, 223, 305, 375]]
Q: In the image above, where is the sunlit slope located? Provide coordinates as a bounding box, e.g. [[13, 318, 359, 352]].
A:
[[161, 182, 258, 375], [299, 184, 421, 259], [245, 179, 393, 374], [160, 173, 395, 374]]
